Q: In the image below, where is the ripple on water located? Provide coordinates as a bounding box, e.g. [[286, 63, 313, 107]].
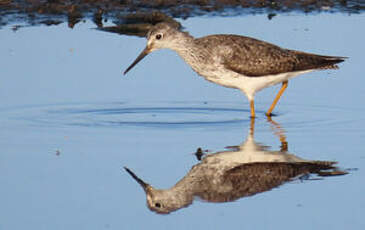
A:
[[276, 103, 365, 133], [0, 102, 362, 130], [0, 102, 249, 129]]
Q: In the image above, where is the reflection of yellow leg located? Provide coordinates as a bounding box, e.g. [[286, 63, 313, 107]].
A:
[[266, 81, 288, 116], [250, 117, 255, 135], [267, 116, 288, 151], [250, 100, 255, 118]]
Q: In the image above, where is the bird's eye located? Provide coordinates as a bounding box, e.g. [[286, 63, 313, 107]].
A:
[[155, 34, 162, 40], [155, 202, 161, 208]]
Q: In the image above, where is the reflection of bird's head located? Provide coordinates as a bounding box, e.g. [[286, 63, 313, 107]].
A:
[[124, 167, 192, 214]]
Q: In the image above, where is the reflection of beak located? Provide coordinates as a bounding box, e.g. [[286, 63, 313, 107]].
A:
[[124, 167, 150, 192], [124, 46, 151, 75]]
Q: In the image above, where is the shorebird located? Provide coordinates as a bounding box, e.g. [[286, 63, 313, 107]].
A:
[[124, 23, 346, 118], [124, 118, 347, 214]]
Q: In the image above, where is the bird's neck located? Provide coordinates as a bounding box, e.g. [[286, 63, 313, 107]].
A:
[[170, 32, 194, 52], [172, 38, 210, 75]]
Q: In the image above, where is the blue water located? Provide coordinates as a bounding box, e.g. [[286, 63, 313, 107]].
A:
[[1, 13, 364, 229]]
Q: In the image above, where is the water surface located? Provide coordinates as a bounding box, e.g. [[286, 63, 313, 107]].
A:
[[1, 13, 364, 229]]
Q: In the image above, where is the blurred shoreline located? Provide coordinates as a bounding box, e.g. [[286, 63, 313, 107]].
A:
[[1, 0, 364, 29]]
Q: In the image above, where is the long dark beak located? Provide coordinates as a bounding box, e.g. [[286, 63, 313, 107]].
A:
[[124, 47, 151, 75], [124, 167, 150, 191]]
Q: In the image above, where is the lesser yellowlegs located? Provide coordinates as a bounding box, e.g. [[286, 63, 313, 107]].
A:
[[124, 23, 346, 117]]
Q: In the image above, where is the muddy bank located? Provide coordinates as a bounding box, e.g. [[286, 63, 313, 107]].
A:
[[1, 0, 364, 30]]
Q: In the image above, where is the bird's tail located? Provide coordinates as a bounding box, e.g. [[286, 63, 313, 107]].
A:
[[291, 50, 347, 70]]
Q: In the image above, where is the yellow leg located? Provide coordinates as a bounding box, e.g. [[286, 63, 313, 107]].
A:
[[250, 100, 255, 118], [266, 81, 288, 116]]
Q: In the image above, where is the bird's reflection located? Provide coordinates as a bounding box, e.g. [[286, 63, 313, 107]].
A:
[[98, 12, 181, 37], [125, 118, 347, 214]]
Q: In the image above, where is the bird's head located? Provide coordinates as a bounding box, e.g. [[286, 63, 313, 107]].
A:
[[123, 22, 187, 75]]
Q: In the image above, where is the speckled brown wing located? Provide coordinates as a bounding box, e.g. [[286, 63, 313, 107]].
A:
[[197, 161, 342, 203], [198, 35, 345, 77]]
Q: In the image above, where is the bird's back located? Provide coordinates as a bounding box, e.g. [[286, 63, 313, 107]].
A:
[[194, 34, 345, 77]]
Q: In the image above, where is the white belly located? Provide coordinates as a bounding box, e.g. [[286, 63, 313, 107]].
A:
[[203, 69, 313, 101]]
